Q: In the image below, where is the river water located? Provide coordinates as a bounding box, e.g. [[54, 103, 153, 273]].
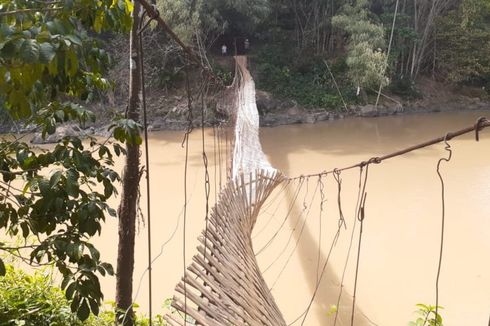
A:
[[87, 110, 488, 325]]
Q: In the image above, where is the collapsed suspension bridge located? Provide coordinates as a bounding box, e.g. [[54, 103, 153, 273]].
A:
[[158, 56, 489, 325], [132, 3, 489, 324]]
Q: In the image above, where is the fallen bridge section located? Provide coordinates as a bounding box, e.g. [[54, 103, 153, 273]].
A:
[[164, 57, 287, 325]]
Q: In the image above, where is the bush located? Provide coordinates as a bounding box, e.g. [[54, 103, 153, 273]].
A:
[[85, 301, 167, 326], [387, 76, 421, 100], [0, 265, 168, 325], [252, 44, 352, 110], [213, 64, 234, 87], [408, 303, 444, 326], [0, 265, 81, 326]]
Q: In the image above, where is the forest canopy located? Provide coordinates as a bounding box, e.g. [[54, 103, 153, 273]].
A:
[[157, 0, 490, 105]]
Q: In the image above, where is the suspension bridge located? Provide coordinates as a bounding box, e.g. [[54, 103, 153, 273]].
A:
[[133, 2, 490, 325]]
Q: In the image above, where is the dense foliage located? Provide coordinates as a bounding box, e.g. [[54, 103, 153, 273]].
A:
[[332, 0, 388, 93], [435, 0, 490, 85], [0, 264, 81, 325], [0, 0, 133, 123], [0, 264, 167, 325], [253, 44, 351, 109], [158, 0, 271, 43], [156, 0, 490, 107], [0, 0, 136, 322]]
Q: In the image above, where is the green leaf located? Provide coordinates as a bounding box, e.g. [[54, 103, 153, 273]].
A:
[[20, 39, 40, 63], [107, 207, 117, 217], [0, 25, 14, 38], [0, 258, 5, 276], [86, 243, 100, 261], [100, 262, 114, 276], [20, 221, 29, 238], [71, 293, 80, 312], [94, 13, 104, 33], [96, 266, 106, 276], [125, 0, 134, 14], [65, 281, 77, 299], [66, 178, 80, 197], [39, 42, 56, 63], [38, 179, 50, 196], [113, 143, 122, 156], [49, 170, 63, 188], [48, 56, 58, 75], [65, 49, 79, 77], [61, 274, 71, 290], [77, 298, 90, 321], [46, 19, 66, 35], [88, 297, 100, 315], [65, 34, 82, 46], [1, 39, 19, 58], [64, 0, 74, 9], [8, 90, 31, 119]]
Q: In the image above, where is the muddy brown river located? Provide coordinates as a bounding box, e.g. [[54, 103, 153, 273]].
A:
[[8, 110, 490, 325]]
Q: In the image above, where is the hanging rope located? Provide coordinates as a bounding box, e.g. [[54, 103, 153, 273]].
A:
[[334, 167, 364, 326], [255, 178, 306, 256], [137, 8, 159, 324], [199, 74, 212, 267], [316, 174, 326, 283], [180, 52, 196, 326], [434, 133, 453, 321], [268, 180, 320, 290], [333, 169, 347, 230], [351, 164, 370, 326]]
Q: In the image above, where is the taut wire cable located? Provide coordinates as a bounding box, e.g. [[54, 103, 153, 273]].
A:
[[289, 117, 490, 181]]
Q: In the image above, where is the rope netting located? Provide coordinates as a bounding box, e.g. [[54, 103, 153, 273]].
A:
[[164, 57, 286, 326], [231, 56, 276, 179]]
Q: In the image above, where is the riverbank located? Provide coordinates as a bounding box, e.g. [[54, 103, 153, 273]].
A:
[[2, 81, 489, 144], [256, 90, 490, 127], [104, 84, 490, 132]]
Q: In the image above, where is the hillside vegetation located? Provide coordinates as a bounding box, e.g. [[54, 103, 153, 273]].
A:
[[110, 0, 490, 117]]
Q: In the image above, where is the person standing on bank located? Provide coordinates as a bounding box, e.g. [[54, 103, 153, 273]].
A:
[[221, 44, 227, 56], [244, 39, 250, 53]]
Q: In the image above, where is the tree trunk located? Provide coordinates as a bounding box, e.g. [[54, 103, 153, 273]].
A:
[[116, 1, 141, 325]]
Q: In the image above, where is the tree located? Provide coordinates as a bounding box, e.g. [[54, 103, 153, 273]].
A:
[[158, 0, 271, 47], [115, 0, 142, 324], [435, 0, 490, 83], [376, 0, 456, 80], [0, 0, 133, 321], [282, 0, 343, 53], [332, 0, 388, 100]]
